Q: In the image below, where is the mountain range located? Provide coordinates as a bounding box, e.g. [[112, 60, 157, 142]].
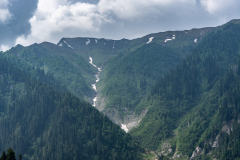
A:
[[0, 19, 240, 160]]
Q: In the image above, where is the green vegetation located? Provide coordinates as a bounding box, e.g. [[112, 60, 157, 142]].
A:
[[130, 23, 240, 159], [0, 148, 18, 160], [95, 25, 215, 123], [3, 42, 97, 101], [1, 19, 240, 160], [0, 55, 142, 160], [100, 43, 182, 118]]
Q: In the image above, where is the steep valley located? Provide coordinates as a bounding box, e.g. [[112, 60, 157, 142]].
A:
[[54, 24, 219, 128], [1, 19, 240, 160]]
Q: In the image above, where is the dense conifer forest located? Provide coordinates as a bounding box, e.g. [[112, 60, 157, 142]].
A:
[[0, 55, 142, 160], [102, 43, 182, 113], [130, 23, 240, 159]]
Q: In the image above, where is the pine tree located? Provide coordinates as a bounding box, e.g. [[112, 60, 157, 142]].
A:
[[0, 151, 7, 160], [6, 148, 16, 160]]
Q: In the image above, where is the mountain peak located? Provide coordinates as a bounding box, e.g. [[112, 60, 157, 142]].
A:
[[229, 19, 240, 24]]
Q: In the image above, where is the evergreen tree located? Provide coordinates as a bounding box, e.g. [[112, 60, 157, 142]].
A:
[[7, 148, 16, 160], [0, 151, 7, 160]]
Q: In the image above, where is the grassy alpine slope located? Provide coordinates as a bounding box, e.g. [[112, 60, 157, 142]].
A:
[[3, 42, 98, 102]]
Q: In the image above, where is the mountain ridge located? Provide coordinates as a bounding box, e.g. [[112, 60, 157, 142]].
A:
[[1, 19, 240, 160]]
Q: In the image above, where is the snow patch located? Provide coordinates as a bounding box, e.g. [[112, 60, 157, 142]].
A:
[[164, 39, 172, 43], [93, 97, 97, 107], [89, 57, 97, 68], [194, 38, 197, 43], [121, 124, 129, 133], [95, 39, 97, 43], [63, 40, 74, 49], [104, 43, 105, 45], [86, 39, 90, 45], [59, 43, 62, 47], [89, 56, 102, 107], [113, 41, 115, 49], [146, 37, 154, 44], [92, 84, 97, 91], [96, 75, 100, 83], [164, 35, 176, 43]]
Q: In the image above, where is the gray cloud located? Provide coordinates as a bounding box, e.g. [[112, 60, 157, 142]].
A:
[[70, 0, 99, 4], [1, 0, 240, 50], [0, 0, 38, 50]]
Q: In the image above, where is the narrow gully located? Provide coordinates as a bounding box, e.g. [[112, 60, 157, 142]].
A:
[[89, 57, 101, 107]]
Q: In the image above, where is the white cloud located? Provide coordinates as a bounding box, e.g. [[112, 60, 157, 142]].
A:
[[0, 0, 11, 23], [16, 0, 111, 46], [15, 0, 240, 46], [0, 0, 9, 7], [200, 0, 240, 15], [98, 0, 197, 20], [0, 44, 10, 52], [15, 0, 199, 46], [0, 9, 11, 22]]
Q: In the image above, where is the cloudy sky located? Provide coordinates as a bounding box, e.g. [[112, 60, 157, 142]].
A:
[[0, 0, 240, 51]]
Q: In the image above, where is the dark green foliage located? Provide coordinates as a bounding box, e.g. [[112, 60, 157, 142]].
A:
[[130, 23, 240, 158], [0, 148, 16, 160], [3, 42, 97, 100], [211, 71, 240, 160], [0, 55, 142, 160], [7, 148, 16, 160], [102, 43, 182, 116], [0, 151, 7, 160]]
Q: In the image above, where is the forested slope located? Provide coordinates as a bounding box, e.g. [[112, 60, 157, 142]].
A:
[[130, 22, 240, 160], [89, 22, 219, 126], [3, 42, 97, 102], [5, 24, 217, 126], [0, 55, 142, 160], [99, 43, 182, 122]]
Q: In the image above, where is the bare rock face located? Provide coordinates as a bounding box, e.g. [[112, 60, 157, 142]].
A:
[[222, 123, 233, 135], [212, 141, 218, 148], [196, 146, 202, 154], [159, 142, 173, 156], [187, 121, 190, 127], [212, 135, 220, 148], [190, 146, 203, 160], [172, 154, 182, 159], [170, 150, 183, 160], [190, 151, 198, 160], [123, 108, 149, 131]]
